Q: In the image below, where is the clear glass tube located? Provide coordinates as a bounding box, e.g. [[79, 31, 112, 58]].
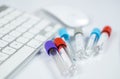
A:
[[49, 49, 67, 75], [75, 33, 86, 59], [64, 40, 76, 61], [85, 34, 97, 56], [93, 33, 109, 55], [49, 48, 76, 76], [58, 28, 75, 61], [45, 40, 76, 76], [58, 46, 77, 76]]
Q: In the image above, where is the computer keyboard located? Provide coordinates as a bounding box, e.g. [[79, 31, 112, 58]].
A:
[[0, 5, 61, 79]]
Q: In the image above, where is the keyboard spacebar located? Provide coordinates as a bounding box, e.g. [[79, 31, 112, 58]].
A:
[[0, 46, 35, 79]]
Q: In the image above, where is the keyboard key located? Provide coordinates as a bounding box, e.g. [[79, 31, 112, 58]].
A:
[[4, 10, 21, 22], [34, 19, 51, 30], [4, 23, 16, 31], [16, 37, 29, 44], [2, 35, 16, 42], [0, 45, 35, 78], [0, 34, 4, 38], [27, 39, 42, 48], [2, 46, 16, 55], [19, 19, 35, 29], [22, 32, 34, 39], [0, 52, 9, 61], [44, 26, 53, 32], [25, 18, 39, 26], [34, 35, 46, 42], [0, 20, 4, 27], [16, 15, 29, 25], [0, 10, 21, 27], [28, 27, 39, 35], [15, 26, 28, 33], [9, 30, 22, 37], [0, 40, 8, 48], [1, 26, 11, 34], [10, 10, 22, 17], [24, 13, 41, 21], [0, 8, 14, 18], [0, 17, 9, 26], [10, 14, 28, 27], [17, 45, 35, 55], [10, 41, 23, 49], [0, 27, 9, 34], [45, 24, 61, 38]]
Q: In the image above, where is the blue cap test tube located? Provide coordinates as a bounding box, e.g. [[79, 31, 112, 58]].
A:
[[59, 28, 75, 61], [85, 28, 101, 56]]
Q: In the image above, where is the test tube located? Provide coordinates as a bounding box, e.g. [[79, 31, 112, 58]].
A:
[[45, 40, 69, 75], [94, 26, 112, 55], [74, 28, 85, 59], [59, 28, 70, 41], [54, 38, 76, 76], [59, 28, 75, 61], [85, 28, 101, 56]]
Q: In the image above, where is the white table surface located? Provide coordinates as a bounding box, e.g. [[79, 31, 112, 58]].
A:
[[0, 0, 120, 79]]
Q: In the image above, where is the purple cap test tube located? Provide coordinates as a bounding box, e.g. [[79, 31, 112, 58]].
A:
[[45, 40, 73, 76]]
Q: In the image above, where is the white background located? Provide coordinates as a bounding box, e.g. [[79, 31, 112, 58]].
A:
[[0, 0, 120, 79]]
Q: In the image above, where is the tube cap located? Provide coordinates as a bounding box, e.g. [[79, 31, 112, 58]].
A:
[[54, 38, 67, 50], [91, 28, 101, 39], [75, 28, 83, 35], [102, 26, 112, 37], [59, 28, 70, 41], [45, 40, 58, 55]]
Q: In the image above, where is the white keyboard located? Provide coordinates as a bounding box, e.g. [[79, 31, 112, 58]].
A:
[[0, 5, 61, 79]]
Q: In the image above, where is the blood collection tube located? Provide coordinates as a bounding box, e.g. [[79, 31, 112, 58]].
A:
[[45, 40, 72, 76], [74, 28, 85, 59], [59, 28, 75, 60], [54, 38, 76, 76], [85, 28, 101, 56], [59, 28, 70, 41], [94, 26, 112, 55]]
